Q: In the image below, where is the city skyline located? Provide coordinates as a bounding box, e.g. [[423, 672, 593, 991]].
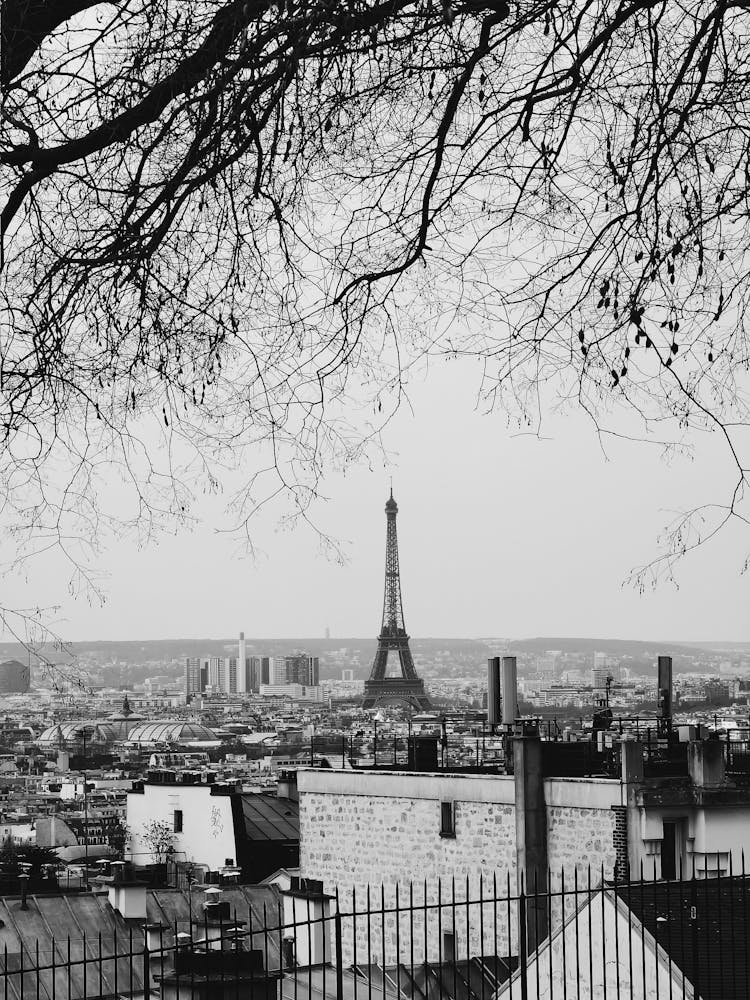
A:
[[1, 361, 747, 645]]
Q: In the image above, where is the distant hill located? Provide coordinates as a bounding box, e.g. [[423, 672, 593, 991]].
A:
[[506, 637, 706, 657], [0, 635, 740, 684], [0, 636, 493, 682], [680, 640, 750, 653]]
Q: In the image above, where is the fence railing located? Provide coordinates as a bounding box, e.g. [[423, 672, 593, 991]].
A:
[[309, 728, 750, 782], [0, 864, 748, 998]]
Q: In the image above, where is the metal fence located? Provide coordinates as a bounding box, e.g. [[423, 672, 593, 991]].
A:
[[319, 728, 750, 782], [0, 865, 748, 998]]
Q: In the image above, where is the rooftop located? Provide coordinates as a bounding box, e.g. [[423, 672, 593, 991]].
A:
[[238, 793, 299, 842], [126, 720, 218, 744]]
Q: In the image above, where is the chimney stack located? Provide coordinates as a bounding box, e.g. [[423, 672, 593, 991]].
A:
[[501, 656, 518, 726], [203, 887, 231, 925], [658, 655, 672, 729], [487, 658, 502, 728], [107, 864, 147, 920]]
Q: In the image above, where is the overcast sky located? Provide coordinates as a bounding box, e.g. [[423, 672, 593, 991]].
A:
[[3, 357, 748, 644]]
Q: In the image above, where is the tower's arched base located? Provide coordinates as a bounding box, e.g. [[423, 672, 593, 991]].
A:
[[361, 676, 432, 711]]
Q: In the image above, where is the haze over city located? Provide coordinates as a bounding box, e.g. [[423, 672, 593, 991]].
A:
[[4, 362, 748, 645]]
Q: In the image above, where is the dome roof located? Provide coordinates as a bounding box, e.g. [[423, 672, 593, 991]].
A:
[[37, 722, 111, 748], [126, 720, 218, 745]]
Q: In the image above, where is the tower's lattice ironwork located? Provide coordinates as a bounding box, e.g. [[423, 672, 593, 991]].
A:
[[362, 490, 431, 710]]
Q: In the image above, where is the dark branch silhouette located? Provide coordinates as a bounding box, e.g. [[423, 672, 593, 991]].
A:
[[1, 0, 749, 589]]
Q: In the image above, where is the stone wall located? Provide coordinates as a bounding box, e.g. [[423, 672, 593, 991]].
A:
[[300, 776, 517, 888], [546, 781, 619, 888], [297, 769, 621, 964]]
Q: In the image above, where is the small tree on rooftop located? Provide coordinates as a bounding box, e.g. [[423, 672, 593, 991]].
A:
[[107, 817, 130, 862], [140, 819, 175, 866]]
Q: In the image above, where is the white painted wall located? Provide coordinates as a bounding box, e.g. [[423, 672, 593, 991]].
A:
[[633, 801, 750, 878], [126, 784, 236, 870], [0, 822, 34, 845]]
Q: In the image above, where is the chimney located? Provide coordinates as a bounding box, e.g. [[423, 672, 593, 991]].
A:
[[501, 656, 518, 726], [107, 863, 148, 920], [513, 732, 548, 950], [688, 737, 726, 789], [277, 771, 299, 801], [203, 886, 231, 922], [658, 655, 672, 727], [487, 658, 501, 728], [237, 633, 247, 694], [198, 887, 240, 953], [280, 879, 333, 967]]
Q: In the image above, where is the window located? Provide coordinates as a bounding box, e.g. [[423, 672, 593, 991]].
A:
[[661, 821, 676, 880], [442, 932, 456, 961], [173, 809, 183, 833], [440, 801, 455, 838]]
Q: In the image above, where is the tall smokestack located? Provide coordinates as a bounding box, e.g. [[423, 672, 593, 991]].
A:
[[487, 658, 502, 727], [501, 656, 518, 726], [237, 632, 247, 694], [658, 655, 672, 724]]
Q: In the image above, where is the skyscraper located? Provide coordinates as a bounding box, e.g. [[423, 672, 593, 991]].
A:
[[207, 656, 224, 691], [237, 632, 247, 693], [284, 653, 319, 686], [226, 657, 237, 693], [185, 657, 202, 697]]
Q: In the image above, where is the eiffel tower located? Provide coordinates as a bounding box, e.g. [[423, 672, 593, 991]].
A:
[[361, 489, 432, 711]]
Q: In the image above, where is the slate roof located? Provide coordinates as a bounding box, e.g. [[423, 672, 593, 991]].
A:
[[618, 876, 750, 1000], [282, 957, 517, 1000], [0, 883, 287, 999], [238, 793, 299, 842], [148, 884, 284, 968], [0, 891, 145, 999]]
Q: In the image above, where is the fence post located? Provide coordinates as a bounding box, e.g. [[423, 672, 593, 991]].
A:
[[518, 883, 528, 1000], [334, 908, 344, 1000], [143, 938, 150, 1000]]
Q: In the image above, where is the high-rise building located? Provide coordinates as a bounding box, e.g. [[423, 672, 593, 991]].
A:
[[248, 656, 269, 690], [592, 666, 610, 689], [185, 657, 202, 697], [207, 656, 224, 691], [237, 633, 247, 693], [284, 654, 319, 687], [270, 657, 287, 685], [226, 657, 237, 694]]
